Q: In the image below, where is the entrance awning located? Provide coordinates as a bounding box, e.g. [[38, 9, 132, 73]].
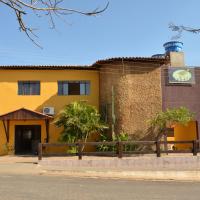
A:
[[0, 108, 53, 143], [0, 108, 53, 120]]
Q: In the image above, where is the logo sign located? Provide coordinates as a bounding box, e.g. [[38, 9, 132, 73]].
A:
[[168, 67, 195, 84]]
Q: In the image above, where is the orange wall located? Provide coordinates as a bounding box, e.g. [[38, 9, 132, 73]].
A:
[[167, 121, 198, 150]]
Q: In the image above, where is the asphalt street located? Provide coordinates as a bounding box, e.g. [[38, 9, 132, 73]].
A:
[[0, 174, 200, 200]]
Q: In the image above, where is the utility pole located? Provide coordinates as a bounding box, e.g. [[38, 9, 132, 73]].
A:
[[111, 86, 116, 139]]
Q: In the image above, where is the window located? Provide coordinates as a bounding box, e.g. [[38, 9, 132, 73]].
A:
[[18, 81, 40, 95], [58, 81, 90, 95], [165, 128, 174, 137]]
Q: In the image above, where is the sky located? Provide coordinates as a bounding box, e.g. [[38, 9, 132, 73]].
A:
[[0, 0, 200, 66]]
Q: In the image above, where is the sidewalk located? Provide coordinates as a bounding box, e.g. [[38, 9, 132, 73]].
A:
[[0, 155, 38, 164]]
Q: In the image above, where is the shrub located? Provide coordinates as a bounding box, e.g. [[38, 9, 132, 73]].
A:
[[54, 101, 108, 152], [97, 132, 139, 152], [150, 107, 194, 137]]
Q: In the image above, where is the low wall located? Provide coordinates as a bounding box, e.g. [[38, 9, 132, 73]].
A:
[[39, 155, 200, 171]]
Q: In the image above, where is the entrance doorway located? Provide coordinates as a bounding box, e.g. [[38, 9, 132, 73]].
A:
[[15, 125, 41, 155]]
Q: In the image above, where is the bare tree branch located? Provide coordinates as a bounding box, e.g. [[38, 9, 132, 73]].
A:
[[0, 0, 109, 48], [0, 0, 26, 13], [169, 23, 200, 39]]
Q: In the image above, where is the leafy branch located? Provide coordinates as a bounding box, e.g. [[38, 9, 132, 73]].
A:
[[150, 107, 194, 138]]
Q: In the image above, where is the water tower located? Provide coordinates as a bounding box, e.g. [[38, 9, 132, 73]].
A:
[[163, 41, 183, 53]]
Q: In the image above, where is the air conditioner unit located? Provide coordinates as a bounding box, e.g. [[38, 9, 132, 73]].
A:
[[43, 107, 55, 115]]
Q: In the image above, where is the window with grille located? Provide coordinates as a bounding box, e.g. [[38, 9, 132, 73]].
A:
[[58, 81, 90, 95], [18, 81, 40, 95]]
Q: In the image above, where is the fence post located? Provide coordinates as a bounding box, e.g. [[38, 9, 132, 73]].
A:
[[77, 140, 82, 160], [163, 132, 168, 155], [117, 141, 123, 158], [193, 140, 197, 156], [38, 143, 43, 161], [156, 141, 161, 157]]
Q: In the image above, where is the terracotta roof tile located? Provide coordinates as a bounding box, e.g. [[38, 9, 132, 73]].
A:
[[0, 65, 97, 70], [93, 56, 168, 65], [0, 108, 53, 120], [0, 57, 168, 70]]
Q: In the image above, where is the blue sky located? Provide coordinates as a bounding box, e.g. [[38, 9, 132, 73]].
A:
[[0, 0, 200, 66]]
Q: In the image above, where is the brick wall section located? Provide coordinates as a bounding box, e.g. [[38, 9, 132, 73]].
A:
[[99, 61, 163, 137]]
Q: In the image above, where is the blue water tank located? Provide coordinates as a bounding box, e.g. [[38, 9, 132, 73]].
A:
[[163, 41, 183, 53], [151, 54, 165, 58]]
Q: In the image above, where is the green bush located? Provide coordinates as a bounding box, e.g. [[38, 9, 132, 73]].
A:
[[150, 107, 194, 130], [97, 132, 139, 152], [54, 101, 108, 152], [149, 107, 194, 139]]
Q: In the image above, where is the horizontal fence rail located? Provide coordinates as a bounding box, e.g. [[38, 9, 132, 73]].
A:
[[38, 140, 200, 160]]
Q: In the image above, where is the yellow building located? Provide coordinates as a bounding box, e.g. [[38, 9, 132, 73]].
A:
[[0, 66, 99, 155], [0, 53, 197, 155]]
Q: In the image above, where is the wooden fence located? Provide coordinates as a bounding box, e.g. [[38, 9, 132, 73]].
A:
[[38, 140, 199, 160]]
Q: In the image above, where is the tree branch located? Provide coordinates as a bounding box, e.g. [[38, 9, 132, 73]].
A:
[[0, 0, 109, 48], [0, 0, 26, 14], [14, 0, 109, 16], [169, 23, 200, 39]]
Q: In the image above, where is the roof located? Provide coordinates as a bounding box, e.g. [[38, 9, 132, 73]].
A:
[[0, 108, 53, 120], [0, 65, 97, 70], [0, 57, 168, 70], [93, 57, 168, 65]]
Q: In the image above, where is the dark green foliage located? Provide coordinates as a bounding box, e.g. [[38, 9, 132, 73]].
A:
[[150, 107, 194, 130], [54, 101, 108, 152], [97, 132, 139, 152]]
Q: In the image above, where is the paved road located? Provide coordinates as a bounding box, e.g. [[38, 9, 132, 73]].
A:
[[0, 174, 200, 200]]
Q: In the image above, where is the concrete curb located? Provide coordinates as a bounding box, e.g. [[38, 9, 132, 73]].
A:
[[40, 169, 200, 181]]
